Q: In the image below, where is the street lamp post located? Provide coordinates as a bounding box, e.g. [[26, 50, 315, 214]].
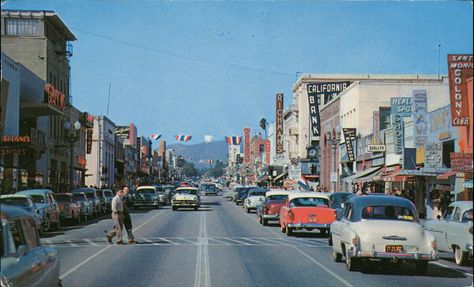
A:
[[326, 126, 341, 193], [64, 120, 81, 191]]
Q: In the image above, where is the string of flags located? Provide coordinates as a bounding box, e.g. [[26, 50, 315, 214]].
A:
[[175, 134, 192, 142], [149, 134, 162, 140], [225, 136, 242, 145]]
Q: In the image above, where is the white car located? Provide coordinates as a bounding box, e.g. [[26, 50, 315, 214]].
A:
[[330, 195, 438, 273], [424, 201, 473, 265], [172, 187, 200, 211], [243, 188, 267, 213]]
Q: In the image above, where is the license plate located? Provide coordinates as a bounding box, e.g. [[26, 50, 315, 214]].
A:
[[385, 245, 403, 253]]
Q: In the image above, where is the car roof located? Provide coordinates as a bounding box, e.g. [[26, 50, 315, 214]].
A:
[[347, 194, 415, 208], [17, 189, 52, 195], [1, 194, 33, 199], [449, 201, 473, 210], [265, 190, 293, 197], [72, 188, 96, 192], [137, 186, 157, 190], [288, 192, 330, 200], [55, 193, 73, 196], [0, 204, 34, 221], [176, 187, 198, 191]]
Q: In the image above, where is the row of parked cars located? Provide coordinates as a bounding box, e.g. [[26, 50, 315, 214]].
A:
[[225, 185, 473, 273]]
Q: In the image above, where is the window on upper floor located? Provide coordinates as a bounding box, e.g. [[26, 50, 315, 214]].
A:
[[5, 18, 40, 36]]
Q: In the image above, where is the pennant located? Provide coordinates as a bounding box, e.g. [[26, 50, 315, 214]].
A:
[[204, 135, 214, 143], [150, 133, 162, 140], [175, 134, 192, 142], [225, 136, 242, 145]]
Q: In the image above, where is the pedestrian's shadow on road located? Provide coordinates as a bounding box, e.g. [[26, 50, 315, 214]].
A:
[[357, 261, 468, 278]]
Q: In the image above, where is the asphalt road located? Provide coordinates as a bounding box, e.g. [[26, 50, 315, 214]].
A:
[[42, 194, 473, 287]]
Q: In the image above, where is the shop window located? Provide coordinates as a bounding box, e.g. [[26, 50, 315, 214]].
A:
[[442, 140, 454, 168]]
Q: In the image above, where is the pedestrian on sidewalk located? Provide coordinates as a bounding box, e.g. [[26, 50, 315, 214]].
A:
[[106, 188, 125, 245], [122, 186, 136, 244]]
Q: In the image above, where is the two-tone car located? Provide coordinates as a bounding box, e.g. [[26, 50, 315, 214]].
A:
[[172, 187, 200, 211], [16, 189, 61, 232], [234, 186, 257, 205], [54, 193, 82, 224], [424, 200, 473, 265], [256, 189, 292, 226], [0, 194, 43, 233], [243, 188, 268, 213], [1, 205, 61, 287], [71, 192, 94, 221], [134, 186, 161, 209], [280, 192, 335, 236], [330, 195, 438, 273]]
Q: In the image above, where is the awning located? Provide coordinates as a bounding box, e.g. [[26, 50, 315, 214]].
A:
[[380, 168, 412, 182], [437, 170, 457, 180], [273, 172, 288, 182], [464, 180, 473, 189], [354, 168, 383, 183], [343, 166, 382, 184]]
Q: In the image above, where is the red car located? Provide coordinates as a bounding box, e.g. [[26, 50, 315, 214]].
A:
[[256, 190, 293, 226], [279, 192, 336, 236]]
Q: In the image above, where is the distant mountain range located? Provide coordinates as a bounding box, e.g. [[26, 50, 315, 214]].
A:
[[168, 140, 229, 170]]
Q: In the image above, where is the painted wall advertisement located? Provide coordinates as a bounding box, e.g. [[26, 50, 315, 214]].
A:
[[391, 97, 413, 155], [450, 153, 473, 172], [342, 128, 356, 162], [448, 54, 473, 126], [425, 142, 443, 168], [412, 90, 428, 148], [243, 127, 251, 164], [275, 93, 284, 154]]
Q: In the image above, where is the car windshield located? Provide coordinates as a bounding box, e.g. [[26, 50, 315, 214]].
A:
[[55, 195, 71, 203], [462, 209, 473, 222], [290, 197, 329, 207], [266, 194, 288, 201], [1, 198, 30, 206], [29, 195, 45, 204], [361, 205, 416, 221], [138, 188, 156, 194], [73, 194, 85, 201], [177, 189, 197, 195]]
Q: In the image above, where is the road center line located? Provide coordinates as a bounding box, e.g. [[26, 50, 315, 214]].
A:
[[59, 210, 164, 280]]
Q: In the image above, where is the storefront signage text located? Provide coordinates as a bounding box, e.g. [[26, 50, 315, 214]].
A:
[[448, 54, 473, 126], [265, 140, 271, 165], [275, 93, 284, 153], [307, 81, 351, 105], [243, 127, 251, 164], [367, 145, 385, 153], [412, 90, 428, 148], [391, 97, 412, 154], [450, 152, 473, 172], [44, 84, 66, 111], [1, 135, 31, 143], [307, 88, 321, 138], [343, 128, 356, 162]]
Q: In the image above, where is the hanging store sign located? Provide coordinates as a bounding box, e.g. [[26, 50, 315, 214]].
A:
[[342, 128, 356, 162], [412, 90, 428, 148], [275, 93, 284, 153], [44, 84, 66, 111], [450, 153, 473, 172], [367, 145, 385, 153], [391, 97, 413, 155], [243, 127, 251, 164], [306, 87, 321, 138], [86, 129, 93, 154], [448, 54, 473, 126], [1, 135, 31, 143], [265, 140, 271, 165], [425, 142, 443, 168]]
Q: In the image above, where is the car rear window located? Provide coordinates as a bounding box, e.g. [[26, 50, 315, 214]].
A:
[[1, 198, 29, 206], [290, 197, 329, 207], [266, 194, 287, 201], [361, 205, 416, 221], [138, 188, 155, 194], [249, 191, 266, 197]]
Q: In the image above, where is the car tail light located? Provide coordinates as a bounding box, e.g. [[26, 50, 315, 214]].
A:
[[431, 240, 437, 250], [288, 210, 294, 220], [352, 236, 358, 247]]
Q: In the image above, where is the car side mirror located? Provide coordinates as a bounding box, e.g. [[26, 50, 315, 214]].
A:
[[16, 245, 27, 257], [437, 215, 441, 220]]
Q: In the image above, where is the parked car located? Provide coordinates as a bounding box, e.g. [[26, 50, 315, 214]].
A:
[[424, 200, 473, 265], [153, 184, 167, 206], [0, 205, 61, 287], [54, 193, 81, 224], [234, 186, 257, 205], [96, 189, 110, 213], [72, 192, 93, 221], [172, 187, 200, 211], [134, 186, 160, 209], [330, 195, 438, 273], [71, 188, 101, 217], [200, 183, 219, 196], [223, 185, 242, 201], [280, 192, 335, 236], [16, 189, 61, 232], [0, 194, 43, 233], [243, 188, 268, 213], [330, 192, 356, 220], [256, 189, 292, 226], [102, 189, 114, 211]]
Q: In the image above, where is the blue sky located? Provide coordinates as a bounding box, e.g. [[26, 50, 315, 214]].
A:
[[4, 0, 473, 147]]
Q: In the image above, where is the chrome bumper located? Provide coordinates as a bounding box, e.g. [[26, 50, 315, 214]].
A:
[[262, 214, 279, 220], [347, 247, 438, 261], [287, 223, 331, 229]]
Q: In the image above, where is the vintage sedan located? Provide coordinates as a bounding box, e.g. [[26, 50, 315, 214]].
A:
[[134, 186, 160, 209], [256, 189, 292, 226], [280, 192, 335, 236], [424, 200, 473, 265], [72, 192, 94, 221], [1, 205, 61, 287], [16, 189, 61, 232], [330, 195, 438, 273], [172, 187, 200, 211], [0, 195, 43, 233], [71, 188, 102, 217], [223, 185, 243, 201], [200, 183, 219, 196], [243, 188, 268, 213], [234, 186, 257, 205], [54, 193, 82, 224]]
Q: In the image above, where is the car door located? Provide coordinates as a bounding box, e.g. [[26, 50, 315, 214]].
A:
[[446, 206, 463, 250], [436, 206, 455, 251]]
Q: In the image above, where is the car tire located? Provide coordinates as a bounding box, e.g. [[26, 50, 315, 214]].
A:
[[414, 261, 428, 274], [454, 246, 468, 266], [172, 206, 177, 211], [285, 226, 293, 236], [246, 207, 250, 213], [261, 218, 267, 226], [332, 249, 342, 262], [41, 216, 51, 232], [194, 207, 198, 211], [345, 253, 357, 271]]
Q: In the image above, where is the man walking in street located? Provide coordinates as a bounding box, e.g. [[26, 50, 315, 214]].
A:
[[106, 189, 125, 244], [122, 187, 136, 244]]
